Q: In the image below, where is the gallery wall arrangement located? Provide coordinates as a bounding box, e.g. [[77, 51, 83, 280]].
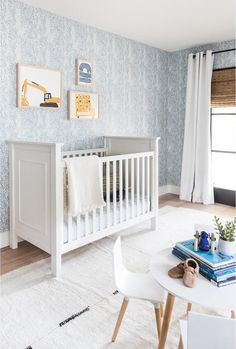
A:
[[17, 60, 98, 119], [0, 0, 235, 236]]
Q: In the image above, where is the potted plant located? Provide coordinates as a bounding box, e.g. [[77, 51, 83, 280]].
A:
[[214, 216, 236, 256]]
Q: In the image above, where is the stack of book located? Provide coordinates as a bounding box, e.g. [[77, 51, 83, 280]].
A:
[[172, 239, 236, 287]]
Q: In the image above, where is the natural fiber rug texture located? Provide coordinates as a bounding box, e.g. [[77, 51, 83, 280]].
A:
[[0, 206, 229, 349]]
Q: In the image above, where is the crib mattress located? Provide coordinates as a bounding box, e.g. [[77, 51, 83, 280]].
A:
[[63, 195, 150, 243]]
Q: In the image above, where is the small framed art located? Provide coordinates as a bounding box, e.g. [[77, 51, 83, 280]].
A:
[[77, 59, 93, 85], [69, 91, 99, 120], [17, 64, 62, 108]]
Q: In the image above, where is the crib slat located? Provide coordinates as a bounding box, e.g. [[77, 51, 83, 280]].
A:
[[92, 209, 96, 233], [147, 156, 150, 212], [142, 156, 145, 214], [100, 206, 104, 231], [106, 161, 110, 227], [76, 215, 81, 238], [119, 159, 123, 223], [85, 213, 89, 235], [131, 158, 134, 218], [136, 157, 140, 216], [125, 159, 129, 220], [113, 160, 117, 225], [68, 215, 73, 242]]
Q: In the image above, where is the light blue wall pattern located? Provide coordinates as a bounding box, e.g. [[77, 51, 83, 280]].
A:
[[0, 0, 235, 233], [167, 40, 236, 186], [0, 0, 169, 232]]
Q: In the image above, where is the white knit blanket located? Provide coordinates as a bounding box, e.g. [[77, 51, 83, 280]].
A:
[[65, 156, 105, 216]]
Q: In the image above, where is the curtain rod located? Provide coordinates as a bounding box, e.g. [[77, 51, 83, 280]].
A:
[[193, 48, 236, 58]]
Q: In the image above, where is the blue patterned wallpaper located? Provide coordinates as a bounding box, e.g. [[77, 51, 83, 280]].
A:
[[0, 0, 235, 233], [0, 0, 169, 232], [167, 40, 236, 186]]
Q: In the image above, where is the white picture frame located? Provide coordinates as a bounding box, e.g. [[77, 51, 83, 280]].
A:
[[68, 91, 99, 120], [77, 59, 93, 86]]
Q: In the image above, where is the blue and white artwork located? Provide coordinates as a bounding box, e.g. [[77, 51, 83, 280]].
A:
[[77, 60, 92, 85]]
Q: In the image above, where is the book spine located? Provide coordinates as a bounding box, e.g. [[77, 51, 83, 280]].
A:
[[172, 248, 236, 287]]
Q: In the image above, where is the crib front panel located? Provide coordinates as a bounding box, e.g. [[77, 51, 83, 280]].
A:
[[62, 151, 155, 253]]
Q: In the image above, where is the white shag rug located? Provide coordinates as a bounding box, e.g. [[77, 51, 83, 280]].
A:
[[0, 206, 230, 349]]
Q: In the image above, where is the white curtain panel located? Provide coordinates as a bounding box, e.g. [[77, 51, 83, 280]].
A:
[[180, 51, 214, 204]]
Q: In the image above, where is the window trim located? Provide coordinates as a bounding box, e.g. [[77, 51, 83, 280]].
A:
[[210, 104, 236, 206]]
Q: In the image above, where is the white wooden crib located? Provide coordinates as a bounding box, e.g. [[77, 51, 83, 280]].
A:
[[8, 136, 159, 277]]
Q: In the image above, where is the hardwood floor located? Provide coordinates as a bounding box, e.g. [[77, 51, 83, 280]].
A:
[[1, 194, 235, 276]]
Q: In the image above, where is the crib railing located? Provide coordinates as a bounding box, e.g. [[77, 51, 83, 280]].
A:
[[62, 147, 108, 158], [62, 150, 155, 252]]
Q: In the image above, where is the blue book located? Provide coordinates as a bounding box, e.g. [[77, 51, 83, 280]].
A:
[[172, 248, 236, 282], [176, 239, 236, 269], [172, 249, 236, 286]]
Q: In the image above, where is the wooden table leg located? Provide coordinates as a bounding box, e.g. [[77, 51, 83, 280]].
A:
[[231, 310, 235, 319], [178, 336, 183, 349], [187, 303, 192, 312], [157, 293, 175, 349]]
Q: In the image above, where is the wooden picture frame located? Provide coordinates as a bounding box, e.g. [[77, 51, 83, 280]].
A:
[[68, 91, 99, 120], [17, 64, 62, 109], [77, 59, 93, 86]]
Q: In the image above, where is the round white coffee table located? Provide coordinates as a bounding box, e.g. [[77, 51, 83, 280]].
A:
[[150, 248, 236, 349]]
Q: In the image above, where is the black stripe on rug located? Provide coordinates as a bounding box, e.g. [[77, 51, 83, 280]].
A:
[[59, 306, 90, 327]]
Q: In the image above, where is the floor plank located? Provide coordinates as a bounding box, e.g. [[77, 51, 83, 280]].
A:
[[1, 194, 235, 275]]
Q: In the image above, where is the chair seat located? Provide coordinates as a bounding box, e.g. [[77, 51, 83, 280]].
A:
[[119, 270, 165, 304]]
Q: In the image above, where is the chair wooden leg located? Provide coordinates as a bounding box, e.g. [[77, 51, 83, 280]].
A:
[[178, 336, 183, 349], [231, 310, 235, 319], [158, 293, 175, 349], [187, 303, 192, 313], [112, 298, 129, 342], [178, 303, 191, 349], [160, 303, 164, 317], [154, 306, 162, 339]]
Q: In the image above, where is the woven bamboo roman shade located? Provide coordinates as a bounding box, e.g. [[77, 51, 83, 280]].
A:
[[211, 68, 236, 107]]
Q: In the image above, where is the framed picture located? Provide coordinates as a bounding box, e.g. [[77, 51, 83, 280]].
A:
[[69, 91, 99, 120], [77, 59, 93, 85], [17, 64, 62, 108]]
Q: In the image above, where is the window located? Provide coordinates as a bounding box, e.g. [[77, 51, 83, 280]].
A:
[[211, 68, 236, 206]]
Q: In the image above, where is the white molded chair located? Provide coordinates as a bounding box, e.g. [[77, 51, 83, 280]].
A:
[[112, 237, 165, 343], [179, 312, 236, 349]]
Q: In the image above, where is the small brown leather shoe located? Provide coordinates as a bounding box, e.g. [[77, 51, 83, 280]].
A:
[[183, 258, 199, 288], [168, 262, 185, 278]]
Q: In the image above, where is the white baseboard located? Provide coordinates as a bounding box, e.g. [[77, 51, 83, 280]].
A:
[[0, 231, 10, 249], [159, 185, 180, 196], [0, 185, 180, 249]]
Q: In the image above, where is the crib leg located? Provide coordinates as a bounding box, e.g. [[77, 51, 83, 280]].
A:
[[51, 250, 61, 278], [10, 230, 18, 249], [151, 217, 158, 231]]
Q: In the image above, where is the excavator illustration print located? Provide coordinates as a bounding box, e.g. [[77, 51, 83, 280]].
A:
[[21, 79, 61, 108]]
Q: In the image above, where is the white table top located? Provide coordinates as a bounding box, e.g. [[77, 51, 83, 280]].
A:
[[150, 248, 236, 312]]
